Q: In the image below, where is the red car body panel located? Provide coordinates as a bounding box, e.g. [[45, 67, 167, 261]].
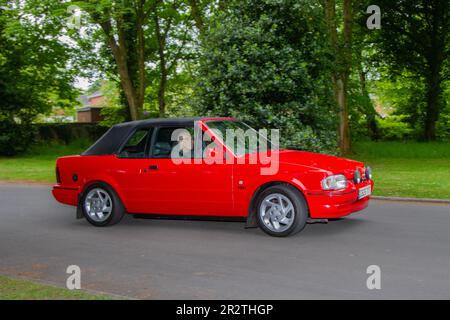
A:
[[52, 118, 373, 219]]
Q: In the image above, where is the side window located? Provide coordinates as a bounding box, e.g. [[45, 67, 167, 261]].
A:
[[152, 127, 195, 159], [118, 128, 152, 158]]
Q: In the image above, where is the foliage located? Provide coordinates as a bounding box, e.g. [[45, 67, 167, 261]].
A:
[[98, 81, 129, 127], [0, 1, 78, 125], [1, 0, 448, 155], [347, 74, 378, 141], [370, 72, 425, 125], [436, 80, 450, 139], [195, 0, 337, 153], [36, 123, 107, 144], [0, 119, 36, 156], [437, 112, 450, 140], [375, 115, 414, 140], [0, 1, 79, 155], [364, 0, 449, 140], [63, 0, 198, 120]]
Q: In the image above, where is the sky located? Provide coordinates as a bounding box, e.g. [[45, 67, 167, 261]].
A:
[[74, 77, 91, 91]]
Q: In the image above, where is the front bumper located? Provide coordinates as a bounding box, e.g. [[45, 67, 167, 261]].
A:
[[52, 185, 79, 206], [306, 180, 374, 219]]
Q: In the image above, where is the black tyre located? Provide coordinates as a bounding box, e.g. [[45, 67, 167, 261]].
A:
[[81, 183, 125, 227], [255, 184, 308, 237]]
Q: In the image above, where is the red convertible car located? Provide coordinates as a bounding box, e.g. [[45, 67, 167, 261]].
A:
[[53, 117, 373, 237]]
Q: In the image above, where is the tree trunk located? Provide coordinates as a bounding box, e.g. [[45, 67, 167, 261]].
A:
[[119, 71, 141, 121], [188, 0, 204, 32], [158, 70, 167, 117], [97, 17, 142, 121], [359, 69, 380, 140], [324, 0, 352, 154], [337, 78, 351, 153], [154, 9, 168, 117], [106, 35, 141, 121], [324, 0, 338, 54], [423, 2, 446, 141], [136, 1, 146, 111], [339, 0, 352, 154], [424, 60, 442, 140]]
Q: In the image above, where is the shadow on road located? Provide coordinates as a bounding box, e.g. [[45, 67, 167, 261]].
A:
[[65, 212, 368, 239]]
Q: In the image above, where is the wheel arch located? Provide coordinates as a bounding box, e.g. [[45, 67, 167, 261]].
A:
[[245, 180, 309, 228], [76, 179, 127, 219]]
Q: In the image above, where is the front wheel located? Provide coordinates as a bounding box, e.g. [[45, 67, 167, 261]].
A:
[[256, 184, 308, 237], [81, 183, 125, 227]]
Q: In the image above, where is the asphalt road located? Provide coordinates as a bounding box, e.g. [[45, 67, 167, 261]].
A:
[[1, 184, 449, 299]]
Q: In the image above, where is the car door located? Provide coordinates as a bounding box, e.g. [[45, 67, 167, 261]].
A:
[[110, 126, 155, 213], [139, 124, 234, 216]]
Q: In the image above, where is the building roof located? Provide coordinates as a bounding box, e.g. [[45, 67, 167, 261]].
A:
[[77, 106, 104, 112], [78, 91, 104, 107]]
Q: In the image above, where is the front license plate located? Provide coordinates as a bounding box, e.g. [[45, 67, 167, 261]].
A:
[[358, 185, 372, 200]]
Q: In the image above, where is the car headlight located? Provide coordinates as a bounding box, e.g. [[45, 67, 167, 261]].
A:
[[321, 174, 348, 190], [365, 166, 373, 180], [353, 169, 361, 184]]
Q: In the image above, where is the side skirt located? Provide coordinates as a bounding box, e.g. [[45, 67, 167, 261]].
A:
[[132, 213, 247, 223]]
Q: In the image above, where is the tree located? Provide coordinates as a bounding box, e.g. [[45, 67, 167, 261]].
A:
[[350, 0, 381, 140], [323, 0, 353, 153], [195, 0, 337, 153], [70, 0, 161, 121], [187, 0, 204, 32], [67, 0, 201, 121], [153, 0, 193, 116], [368, 0, 449, 140], [0, 1, 77, 154]]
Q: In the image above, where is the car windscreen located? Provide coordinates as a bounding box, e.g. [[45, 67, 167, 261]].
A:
[[205, 120, 275, 156]]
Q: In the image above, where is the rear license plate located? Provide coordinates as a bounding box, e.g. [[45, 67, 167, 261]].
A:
[[358, 185, 372, 200]]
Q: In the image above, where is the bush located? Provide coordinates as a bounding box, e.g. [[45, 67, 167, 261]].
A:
[[0, 122, 106, 156], [99, 106, 128, 127], [194, 0, 337, 154], [36, 123, 107, 144], [0, 120, 36, 156], [437, 113, 450, 140], [376, 115, 414, 140]]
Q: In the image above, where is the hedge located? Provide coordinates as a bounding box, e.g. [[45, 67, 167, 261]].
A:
[[35, 123, 108, 144]]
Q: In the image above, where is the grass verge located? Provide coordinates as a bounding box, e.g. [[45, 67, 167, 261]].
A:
[[349, 141, 450, 199], [0, 140, 449, 199], [0, 140, 91, 183], [0, 275, 111, 300]]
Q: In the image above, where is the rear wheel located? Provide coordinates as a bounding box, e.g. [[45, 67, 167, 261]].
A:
[[81, 183, 125, 227], [256, 184, 308, 237]]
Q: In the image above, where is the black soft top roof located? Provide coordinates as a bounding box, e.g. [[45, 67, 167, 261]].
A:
[[82, 117, 205, 156]]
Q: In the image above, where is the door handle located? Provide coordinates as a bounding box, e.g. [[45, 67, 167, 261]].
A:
[[148, 165, 159, 170]]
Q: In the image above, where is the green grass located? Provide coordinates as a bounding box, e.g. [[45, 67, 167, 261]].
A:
[[349, 141, 450, 199], [0, 275, 111, 300], [0, 140, 91, 183], [0, 139, 449, 199]]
